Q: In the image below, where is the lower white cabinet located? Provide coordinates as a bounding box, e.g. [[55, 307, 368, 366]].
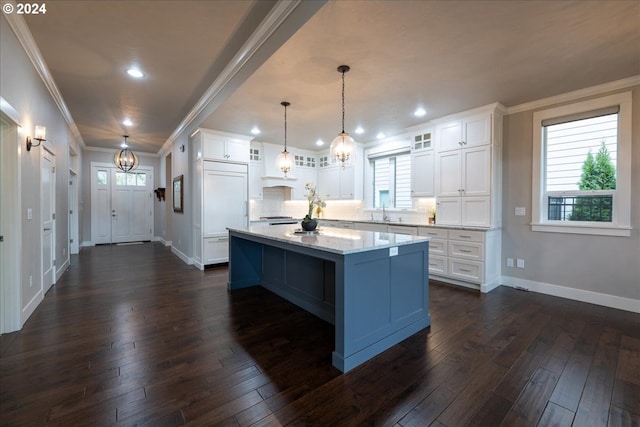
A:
[[204, 236, 229, 264], [418, 226, 500, 292]]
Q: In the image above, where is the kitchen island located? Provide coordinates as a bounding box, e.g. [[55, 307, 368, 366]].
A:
[[227, 224, 431, 373]]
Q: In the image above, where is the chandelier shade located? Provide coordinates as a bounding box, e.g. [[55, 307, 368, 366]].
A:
[[330, 65, 356, 165], [276, 101, 293, 177], [114, 135, 139, 172]]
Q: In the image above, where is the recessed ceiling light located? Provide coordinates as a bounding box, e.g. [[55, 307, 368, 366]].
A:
[[414, 107, 427, 117], [376, 132, 385, 139], [316, 139, 324, 146], [122, 118, 133, 127], [355, 126, 364, 134], [127, 67, 144, 79], [250, 126, 260, 135]]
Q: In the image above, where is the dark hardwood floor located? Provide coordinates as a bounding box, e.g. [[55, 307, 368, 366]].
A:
[[1, 243, 638, 426]]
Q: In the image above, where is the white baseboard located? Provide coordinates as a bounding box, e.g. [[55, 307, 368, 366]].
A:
[[154, 236, 172, 247], [501, 276, 640, 313], [80, 241, 93, 247], [481, 277, 502, 293], [171, 246, 193, 265], [56, 257, 70, 281], [21, 289, 43, 326]]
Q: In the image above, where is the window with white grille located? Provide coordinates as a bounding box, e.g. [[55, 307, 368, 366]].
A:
[[371, 153, 412, 209]]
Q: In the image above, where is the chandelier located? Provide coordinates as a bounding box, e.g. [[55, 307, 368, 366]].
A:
[[330, 65, 356, 165], [114, 135, 139, 172]]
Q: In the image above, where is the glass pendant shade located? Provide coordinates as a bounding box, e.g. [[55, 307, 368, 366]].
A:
[[332, 65, 356, 165], [330, 132, 356, 164], [276, 150, 293, 177]]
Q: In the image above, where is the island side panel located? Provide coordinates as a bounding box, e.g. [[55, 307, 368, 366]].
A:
[[332, 241, 430, 372], [228, 232, 262, 289]]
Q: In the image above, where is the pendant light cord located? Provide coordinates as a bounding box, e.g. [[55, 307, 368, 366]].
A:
[[341, 70, 345, 133], [284, 103, 287, 151]]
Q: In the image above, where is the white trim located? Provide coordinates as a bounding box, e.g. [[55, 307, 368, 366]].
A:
[[21, 289, 42, 326], [81, 241, 94, 247], [171, 245, 193, 266], [0, 97, 21, 125], [481, 277, 502, 293], [531, 91, 632, 236], [56, 257, 70, 282], [502, 276, 640, 314], [507, 75, 640, 115], [430, 274, 481, 291], [160, 0, 307, 156], [154, 236, 172, 247], [3, 13, 85, 147]]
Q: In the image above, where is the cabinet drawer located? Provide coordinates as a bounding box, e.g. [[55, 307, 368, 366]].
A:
[[448, 229, 484, 243], [449, 241, 484, 261], [428, 238, 447, 255], [388, 225, 418, 235], [418, 227, 448, 239], [428, 255, 447, 276], [204, 236, 229, 264], [449, 259, 484, 283]]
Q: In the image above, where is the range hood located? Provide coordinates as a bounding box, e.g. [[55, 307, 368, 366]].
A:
[[261, 175, 297, 188]]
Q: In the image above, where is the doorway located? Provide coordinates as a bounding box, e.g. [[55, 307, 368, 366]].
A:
[[91, 163, 154, 245], [41, 149, 55, 291]]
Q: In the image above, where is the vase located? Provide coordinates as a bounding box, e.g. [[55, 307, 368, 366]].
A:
[[301, 219, 318, 231]]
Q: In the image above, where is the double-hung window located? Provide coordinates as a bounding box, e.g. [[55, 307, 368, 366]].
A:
[[532, 92, 631, 236], [371, 152, 412, 209]]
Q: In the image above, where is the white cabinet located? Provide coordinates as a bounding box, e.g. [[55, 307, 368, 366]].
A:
[[191, 159, 248, 269], [290, 149, 318, 200], [431, 105, 503, 228], [318, 164, 355, 200], [387, 225, 418, 235], [411, 150, 435, 197], [436, 113, 491, 152], [417, 226, 501, 292], [191, 128, 250, 163], [248, 143, 263, 200]]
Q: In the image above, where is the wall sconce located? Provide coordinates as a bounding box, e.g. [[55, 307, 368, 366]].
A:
[[26, 125, 46, 151]]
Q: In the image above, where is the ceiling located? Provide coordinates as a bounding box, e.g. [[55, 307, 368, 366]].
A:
[[23, 1, 640, 154]]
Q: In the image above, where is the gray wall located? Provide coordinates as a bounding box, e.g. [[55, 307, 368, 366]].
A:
[[502, 86, 640, 301], [1, 14, 83, 320]]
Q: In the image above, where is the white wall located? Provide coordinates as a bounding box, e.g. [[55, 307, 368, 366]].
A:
[[1, 15, 83, 328], [501, 85, 640, 310]]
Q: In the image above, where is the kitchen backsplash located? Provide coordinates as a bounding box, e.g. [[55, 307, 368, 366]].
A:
[[250, 188, 436, 223]]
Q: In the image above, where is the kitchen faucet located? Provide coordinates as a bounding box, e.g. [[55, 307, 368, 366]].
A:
[[382, 204, 389, 222]]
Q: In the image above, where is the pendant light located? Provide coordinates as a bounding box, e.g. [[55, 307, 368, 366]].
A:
[[276, 101, 293, 177], [114, 135, 139, 172], [330, 65, 356, 165]]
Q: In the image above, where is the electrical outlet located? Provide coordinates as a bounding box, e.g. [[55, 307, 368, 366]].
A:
[[517, 258, 525, 269], [389, 247, 398, 257], [515, 207, 526, 216], [29, 275, 33, 287], [507, 258, 514, 267]]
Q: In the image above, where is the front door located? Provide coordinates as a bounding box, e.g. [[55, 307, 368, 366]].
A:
[[42, 151, 55, 290], [110, 169, 152, 243]]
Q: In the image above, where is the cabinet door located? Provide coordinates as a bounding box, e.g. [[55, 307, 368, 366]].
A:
[[437, 120, 462, 152], [202, 134, 226, 160], [411, 150, 435, 197], [318, 167, 340, 200], [226, 140, 249, 162], [463, 114, 491, 148], [204, 236, 229, 264], [461, 196, 491, 227], [249, 162, 263, 200], [339, 165, 355, 199], [436, 150, 461, 197], [203, 168, 248, 237], [436, 197, 461, 226], [462, 146, 491, 196]]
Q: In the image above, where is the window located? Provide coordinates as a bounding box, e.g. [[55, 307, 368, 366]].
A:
[[532, 92, 631, 236], [371, 153, 412, 209], [249, 148, 260, 161], [115, 172, 147, 187]]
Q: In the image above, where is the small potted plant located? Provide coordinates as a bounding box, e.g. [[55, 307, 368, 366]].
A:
[[302, 183, 326, 231], [428, 209, 436, 225]]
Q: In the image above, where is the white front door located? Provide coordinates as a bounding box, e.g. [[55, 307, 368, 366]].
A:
[[42, 151, 55, 290], [111, 170, 152, 243]]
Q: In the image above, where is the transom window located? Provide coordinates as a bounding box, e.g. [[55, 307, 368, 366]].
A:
[[532, 92, 631, 236], [115, 172, 147, 186]]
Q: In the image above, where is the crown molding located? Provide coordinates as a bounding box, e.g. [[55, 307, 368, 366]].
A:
[[506, 75, 640, 115], [159, 0, 312, 157], [4, 12, 86, 148]]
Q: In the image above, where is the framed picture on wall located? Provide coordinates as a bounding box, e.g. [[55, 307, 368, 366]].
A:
[[173, 175, 183, 213]]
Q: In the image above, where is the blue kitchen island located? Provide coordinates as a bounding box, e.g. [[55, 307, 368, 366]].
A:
[[227, 224, 430, 373]]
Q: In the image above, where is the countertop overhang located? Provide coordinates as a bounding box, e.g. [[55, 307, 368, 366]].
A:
[[227, 223, 430, 255]]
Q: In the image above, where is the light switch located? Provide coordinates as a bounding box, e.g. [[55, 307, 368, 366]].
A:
[[515, 207, 526, 216], [507, 258, 514, 267], [27, 208, 33, 220], [517, 259, 525, 269]]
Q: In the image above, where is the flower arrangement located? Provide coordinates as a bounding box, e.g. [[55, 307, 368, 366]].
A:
[[304, 182, 326, 222]]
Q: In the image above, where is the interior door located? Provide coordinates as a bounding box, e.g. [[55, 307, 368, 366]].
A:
[[41, 151, 55, 290], [111, 170, 152, 243]]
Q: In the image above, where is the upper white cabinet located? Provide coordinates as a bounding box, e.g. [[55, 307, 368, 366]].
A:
[[248, 142, 263, 200], [431, 104, 504, 227], [317, 149, 362, 200], [191, 128, 251, 163], [408, 128, 435, 198], [437, 113, 491, 152]]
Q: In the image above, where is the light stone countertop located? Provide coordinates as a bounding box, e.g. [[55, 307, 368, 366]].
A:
[[319, 218, 498, 232], [227, 223, 430, 255]]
